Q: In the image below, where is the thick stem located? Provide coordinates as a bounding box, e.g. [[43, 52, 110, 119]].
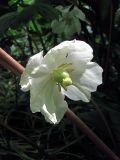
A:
[[0, 48, 24, 76], [0, 58, 19, 75], [0, 48, 120, 160]]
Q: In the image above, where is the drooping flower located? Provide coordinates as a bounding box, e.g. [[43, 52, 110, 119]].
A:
[[20, 40, 103, 124]]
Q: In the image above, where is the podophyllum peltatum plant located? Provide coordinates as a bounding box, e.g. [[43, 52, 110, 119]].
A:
[[0, 40, 120, 160], [20, 40, 103, 124]]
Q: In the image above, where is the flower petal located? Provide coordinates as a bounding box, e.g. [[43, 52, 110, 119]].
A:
[[42, 40, 93, 72], [48, 40, 93, 63], [52, 86, 68, 123], [62, 85, 90, 102], [30, 75, 50, 113], [20, 51, 43, 91], [64, 62, 103, 102], [79, 62, 103, 92], [41, 83, 68, 124], [20, 40, 103, 124], [30, 78, 68, 124]]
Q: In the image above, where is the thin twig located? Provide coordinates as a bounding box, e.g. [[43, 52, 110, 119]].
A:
[[32, 20, 47, 55], [26, 27, 34, 55], [0, 120, 40, 151], [32, 39, 40, 53]]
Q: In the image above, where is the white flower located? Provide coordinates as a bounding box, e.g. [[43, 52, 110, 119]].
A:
[[20, 40, 103, 124]]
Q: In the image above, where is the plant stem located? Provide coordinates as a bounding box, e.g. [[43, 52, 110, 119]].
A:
[[0, 48, 24, 76], [0, 58, 19, 75], [26, 27, 34, 55], [0, 48, 120, 160]]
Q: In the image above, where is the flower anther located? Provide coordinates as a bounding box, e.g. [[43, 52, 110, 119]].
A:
[[51, 63, 73, 89]]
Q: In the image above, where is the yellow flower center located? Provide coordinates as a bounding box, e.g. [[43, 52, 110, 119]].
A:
[[63, 77, 72, 86], [51, 63, 74, 89]]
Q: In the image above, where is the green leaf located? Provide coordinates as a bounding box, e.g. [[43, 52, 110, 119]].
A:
[[10, 142, 34, 160], [72, 6, 86, 21], [28, 20, 36, 31], [8, 0, 17, 6], [0, 1, 60, 34], [73, 17, 81, 34], [51, 20, 65, 34], [0, 12, 19, 34], [34, 2, 60, 20], [115, 8, 120, 27], [23, 0, 35, 5]]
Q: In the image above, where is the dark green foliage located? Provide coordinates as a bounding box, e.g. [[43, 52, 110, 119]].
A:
[[0, 0, 59, 34], [0, 0, 120, 159]]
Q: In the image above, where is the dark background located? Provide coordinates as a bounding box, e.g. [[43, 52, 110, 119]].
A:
[[0, 0, 120, 159]]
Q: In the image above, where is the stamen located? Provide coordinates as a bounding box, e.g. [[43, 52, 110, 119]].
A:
[[51, 63, 74, 89], [63, 78, 72, 86], [58, 63, 72, 68]]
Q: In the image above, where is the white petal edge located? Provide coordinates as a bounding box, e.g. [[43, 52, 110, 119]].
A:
[[41, 84, 68, 124], [47, 40, 93, 63], [79, 62, 103, 92], [20, 51, 43, 91], [29, 75, 50, 113], [62, 85, 90, 102], [29, 78, 68, 124]]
